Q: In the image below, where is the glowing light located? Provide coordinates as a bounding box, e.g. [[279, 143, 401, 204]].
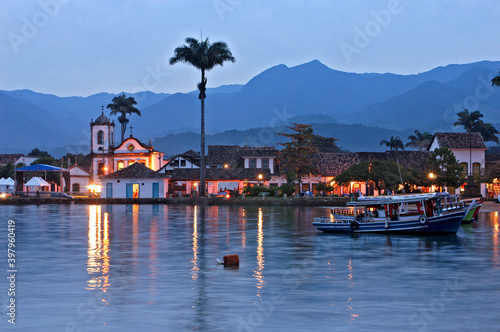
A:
[[87, 184, 102, 193], [258, 174, 263, 180], [428, 173, 435, 179], [224, 164, 229, 168], [0, 193, 6, 198], [103, 166, 108, 172], [226, 194, 230, 199]]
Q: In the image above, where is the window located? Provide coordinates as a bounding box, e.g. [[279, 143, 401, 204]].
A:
[[460, 162, 468, 175], [97, 130, 104, 145], [72, 183, 80, 192], [261, 158, 269, 169], [97, 162, 105, 175], [181, 160, 186, 167], [473, 162, 481, 179], [173, 160, 179, 167], [117, 161, 124, 170], [249, 158, 257, 168]]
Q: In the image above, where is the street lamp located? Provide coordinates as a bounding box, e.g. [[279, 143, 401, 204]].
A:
[[258, 173, 263, 186], [428, 172, 435, 192]]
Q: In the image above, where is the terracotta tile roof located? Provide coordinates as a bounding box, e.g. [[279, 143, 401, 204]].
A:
[[430, 132, 487, 150], [102, 162, 164, 179], [314, 151, 431, 177], [171, 168, 271, 181], [0, 154, 23, 166], [486, 153, 500, 162], [239, 147, 277, 157], [206, 145, 242, 167]]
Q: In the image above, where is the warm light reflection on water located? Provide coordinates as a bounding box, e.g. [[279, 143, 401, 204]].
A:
[[493, 212, 499, 268], [191, 205, 199, 282], [241, 208, 246, 248], [254, 207, 265, 297], [86, 205, 110, 293]]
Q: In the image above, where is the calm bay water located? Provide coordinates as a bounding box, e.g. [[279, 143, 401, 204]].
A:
[[1, 203, 499, 331]]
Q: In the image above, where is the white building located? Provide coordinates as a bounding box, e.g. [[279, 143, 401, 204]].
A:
[[100, 163, 167, 198], [90, 111, 164, 184], [428, 132, 487, 195], [69, 165, 90, 194]]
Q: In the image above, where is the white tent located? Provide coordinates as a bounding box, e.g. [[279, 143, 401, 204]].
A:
[[25, 177, 50, 191], [4, 177, 14, 191]]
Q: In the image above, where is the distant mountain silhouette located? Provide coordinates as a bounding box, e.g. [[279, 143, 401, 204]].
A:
[[1, 60, 500, 155]]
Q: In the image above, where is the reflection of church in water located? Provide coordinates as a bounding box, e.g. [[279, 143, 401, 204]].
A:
[[89, 111, 164, 183]]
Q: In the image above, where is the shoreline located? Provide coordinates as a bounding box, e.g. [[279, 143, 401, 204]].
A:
[[0, 196, 351, 206]]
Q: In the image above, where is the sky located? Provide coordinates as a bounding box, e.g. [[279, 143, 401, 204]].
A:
[[1, 0, 500, 97]]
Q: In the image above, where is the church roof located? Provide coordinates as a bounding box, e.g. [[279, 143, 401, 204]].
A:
[[93, 111, 113, 125], [429, 132, 487, 150], [101, 162, 164, 179]]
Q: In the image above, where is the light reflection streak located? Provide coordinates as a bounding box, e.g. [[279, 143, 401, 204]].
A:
[[253, 207, 265, 297], [493, 212, 499, 268], [241, 208, 246, 248], [191, 206, 199, 282], [347, 257, 357, 322], [86, 205, 111, 294]]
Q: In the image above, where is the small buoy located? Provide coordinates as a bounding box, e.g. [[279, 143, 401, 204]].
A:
[[216, 258, 223, 265], [223, 254, 239, 267]]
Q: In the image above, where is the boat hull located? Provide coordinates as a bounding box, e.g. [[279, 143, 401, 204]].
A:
[[313, 210, 466, 234]]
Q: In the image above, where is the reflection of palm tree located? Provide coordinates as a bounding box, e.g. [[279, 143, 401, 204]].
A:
[[380, 136, 404, 151], [405, 130, 433, 151], [191, 205, 208, 330], [170, 37, 235, 196]]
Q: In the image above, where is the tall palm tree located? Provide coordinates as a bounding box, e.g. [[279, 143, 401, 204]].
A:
[[380, 136, 404, 151], [107, 94, 141, 143], [169, 37, 235, 196], [453, 109, 483, 132], [405, 130, 433, 151]]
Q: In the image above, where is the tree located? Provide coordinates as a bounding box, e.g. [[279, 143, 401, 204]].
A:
[[453, 109, 483, 132], [28, 148, 50, 158], [491, 72, 500, 87], [107, 94, 141, 143], [380, 136, 404, 151], [278, 123, 319, 195], [477, 122, 500, 145], [169, 37, 235, 196], [335, 160, 416, 192], [406, 130, 433, 151], [454, 109, 499, 144], [426, 147, 465, 189]]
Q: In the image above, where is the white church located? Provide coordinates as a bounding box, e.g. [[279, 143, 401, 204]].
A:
[[88, 111, 164, 186]]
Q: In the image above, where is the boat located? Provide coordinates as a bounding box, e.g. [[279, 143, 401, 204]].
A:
[[461, 199, 482, 223], [313, 193, 474, 234]]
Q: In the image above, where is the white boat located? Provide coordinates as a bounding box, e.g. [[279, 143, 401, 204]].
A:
[[313, 193, 473, 234]]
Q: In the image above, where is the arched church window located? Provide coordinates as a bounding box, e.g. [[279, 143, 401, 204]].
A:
[[97, 131, 104, 145]]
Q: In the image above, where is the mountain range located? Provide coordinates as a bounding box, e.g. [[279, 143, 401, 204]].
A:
[[1, 60, 500, 156]]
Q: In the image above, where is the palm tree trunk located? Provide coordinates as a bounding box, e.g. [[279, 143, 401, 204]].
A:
[[200, 70, 206, 196]]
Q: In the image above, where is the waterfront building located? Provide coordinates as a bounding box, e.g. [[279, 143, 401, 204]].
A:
[[100, 163, 167, 198], [427, 132, 487, 196], [89, 111, 164, 184]]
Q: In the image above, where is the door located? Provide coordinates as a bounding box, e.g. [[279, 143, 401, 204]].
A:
[[152, 182, 159, 198], [106, 183, 113, 198], [126, 184, 133, 198]]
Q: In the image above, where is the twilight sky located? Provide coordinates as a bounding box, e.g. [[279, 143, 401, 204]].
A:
[[1, 0, 499, 97]]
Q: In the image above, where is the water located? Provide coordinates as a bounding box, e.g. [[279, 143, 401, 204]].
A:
[[0, 204, 499, 331]]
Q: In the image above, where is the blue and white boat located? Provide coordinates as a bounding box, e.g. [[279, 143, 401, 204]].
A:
[[313, 193, 473, 234]]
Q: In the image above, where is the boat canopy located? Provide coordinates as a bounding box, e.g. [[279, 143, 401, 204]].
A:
[[347, 193, 439, 206]]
